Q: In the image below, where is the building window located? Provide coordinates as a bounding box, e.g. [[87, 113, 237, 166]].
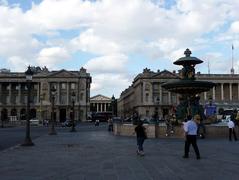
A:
[[145, 84, 150, 91], [60, 94, 67, 104], [71, 83, 76, 89], [61, 83, 66, 89], [80, 93, 84, 100], [145, 93, 149, 102], [153, 83, 159, 91], [33, 84, 38, 90], [15, 85, 20, 90]]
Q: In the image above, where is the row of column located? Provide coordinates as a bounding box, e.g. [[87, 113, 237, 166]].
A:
[[203, 83, 239, 101], [92, 103, 111, 112], [0, 83, 29, 104]]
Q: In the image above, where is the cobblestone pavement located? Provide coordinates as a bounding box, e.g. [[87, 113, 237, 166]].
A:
[[0, 129, 238, 180]]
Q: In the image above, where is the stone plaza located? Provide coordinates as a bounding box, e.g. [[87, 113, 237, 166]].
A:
[[0, 125, 238, 180]]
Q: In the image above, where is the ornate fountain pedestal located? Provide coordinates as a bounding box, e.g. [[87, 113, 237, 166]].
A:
[[162, 49, 215, 123]]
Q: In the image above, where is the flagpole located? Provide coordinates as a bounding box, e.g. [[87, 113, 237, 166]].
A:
[[231, 44, 234, 74], [232, 44, 234, 70]]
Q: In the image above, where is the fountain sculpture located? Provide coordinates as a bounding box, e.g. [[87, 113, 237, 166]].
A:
[[162, 49, 215, 122]]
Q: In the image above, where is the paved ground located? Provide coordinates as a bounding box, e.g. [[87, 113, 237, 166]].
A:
[[0, 128, 238, 180]]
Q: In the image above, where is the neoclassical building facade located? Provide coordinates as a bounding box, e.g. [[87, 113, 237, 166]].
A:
[[0, 67, 91, 123], [90, 94, 112, 113], [117, 68, 239, 120]]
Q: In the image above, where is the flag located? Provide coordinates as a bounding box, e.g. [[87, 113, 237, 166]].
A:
[[232, 44, 234, 50]]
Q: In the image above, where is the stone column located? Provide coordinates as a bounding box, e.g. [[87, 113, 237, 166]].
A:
[[168, 92, 171, 104], [9, 83, 12, 104], [0, 83, 2, 104], [66, 82, 69, 105], [57, 83, 60, 105], [96, 103, 99, 112], [204, 92, 207, 101], [18, 83, 21, 104], [159, 85, 162, 104], [104, 103, 106, 112], [229, 83, 232, 101], [221, 83, 224, 101], [238, 83, 239, 101], [37, 83, 40, 103], [212, 86, 215, 100]]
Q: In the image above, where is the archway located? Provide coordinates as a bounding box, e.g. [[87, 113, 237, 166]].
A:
[[30, 109, 36, 119], [1, 109, 8, 121]]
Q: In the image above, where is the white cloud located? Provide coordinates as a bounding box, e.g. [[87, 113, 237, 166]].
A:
[[90, 73, 131, 97], [85, 54, 128, 74], [36, 47, 70, 68], [7, 56, 30, 72], [0, 0, 239, 97]]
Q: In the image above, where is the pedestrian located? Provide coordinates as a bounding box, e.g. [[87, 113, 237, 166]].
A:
[[183, 114, 201, 160], [165, 115, 170, 136], [135, 121, 147, 156], [108, 118, 113, 131], [227, 116, 237, 141]]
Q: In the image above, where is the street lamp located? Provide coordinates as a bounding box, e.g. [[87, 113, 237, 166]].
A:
[[49, 86, 57, 135], [70, 91, 76, 132], [40, 93, 45, 125], [1, 108, 3, 128], [22, 66, 34, 146]]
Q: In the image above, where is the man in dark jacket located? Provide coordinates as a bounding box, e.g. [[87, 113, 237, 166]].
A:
[[135, 121, 147, 156]]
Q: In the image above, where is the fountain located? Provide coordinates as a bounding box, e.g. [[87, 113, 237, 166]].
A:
[[162, 49, 215, 122]]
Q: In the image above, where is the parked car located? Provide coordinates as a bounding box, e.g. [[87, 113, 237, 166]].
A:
[[30, 119, 40, 126], [61, 119, 73, 127]]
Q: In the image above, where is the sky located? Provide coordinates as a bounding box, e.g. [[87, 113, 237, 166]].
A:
[[0, 0, 239, 98]]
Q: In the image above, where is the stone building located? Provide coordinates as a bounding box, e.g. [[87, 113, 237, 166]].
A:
[[90, 94, 112, 113], [0, 67, 91, 123], [117, 68, 239, 120]]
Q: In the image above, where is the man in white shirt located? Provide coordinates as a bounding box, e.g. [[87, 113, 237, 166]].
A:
[[183, 115, 201, 160], [227, 117, 237, 141]]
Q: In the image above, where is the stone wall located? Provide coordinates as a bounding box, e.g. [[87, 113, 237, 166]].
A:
[[113, 123, 236, 139]]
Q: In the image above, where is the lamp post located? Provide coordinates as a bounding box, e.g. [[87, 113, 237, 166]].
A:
[[1, 108, 3, 128], [22, 66, 34, 146], [49, 86, 57, 135], [40, 93, 44, 125], [70, 91, 76, 132]]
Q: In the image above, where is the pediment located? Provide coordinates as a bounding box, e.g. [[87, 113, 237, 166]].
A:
[[47, 69, 77, 78], [153, 70, 179, 79], [91, 94, 111, 101]]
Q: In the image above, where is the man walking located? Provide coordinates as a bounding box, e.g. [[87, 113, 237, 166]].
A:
[[135, 121, 147, 156], [183, 115, 201, 160], [228, 116, 237, 141]]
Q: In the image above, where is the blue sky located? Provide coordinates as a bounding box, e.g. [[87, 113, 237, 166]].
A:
[[0, 0, 239, 98]]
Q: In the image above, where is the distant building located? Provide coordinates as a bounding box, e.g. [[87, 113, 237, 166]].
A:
[[90, 94, 112, 113], [117, 68, 239, 120], [0, 67, 91, 123]]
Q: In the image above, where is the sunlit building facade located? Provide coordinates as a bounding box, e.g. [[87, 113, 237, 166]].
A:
[[0, 67, 91, 123], [117, 68, 239, 120]]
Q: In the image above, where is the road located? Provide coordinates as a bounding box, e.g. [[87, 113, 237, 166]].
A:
[[0, 122, 107, 151]]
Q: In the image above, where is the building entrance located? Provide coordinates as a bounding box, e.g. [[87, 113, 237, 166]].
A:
[[59, 109, 66, 122]]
